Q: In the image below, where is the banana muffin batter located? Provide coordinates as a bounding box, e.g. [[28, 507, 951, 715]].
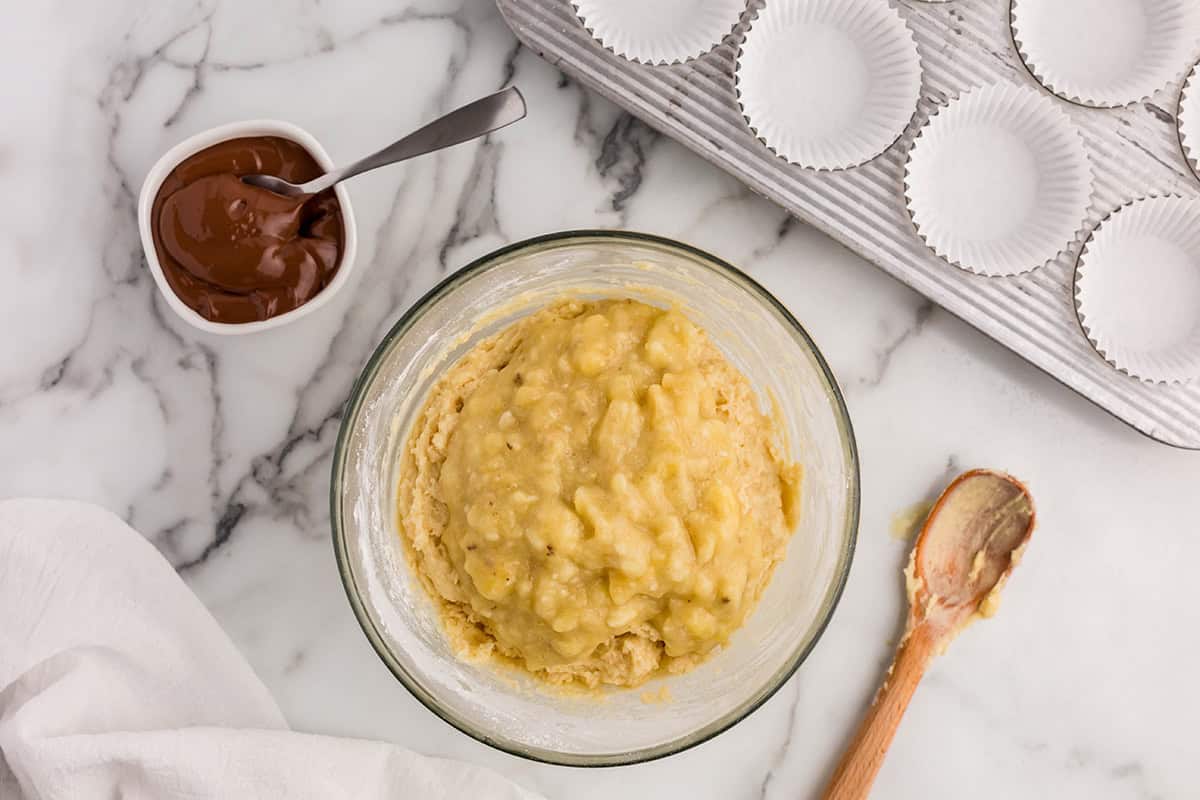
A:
[[395, 298, 800, 689]]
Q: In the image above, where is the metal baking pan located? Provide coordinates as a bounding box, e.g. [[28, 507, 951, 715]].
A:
[[497, 0, 1200, 449]]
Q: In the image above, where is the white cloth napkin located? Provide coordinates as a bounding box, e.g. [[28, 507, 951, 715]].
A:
[[0, 498, 542, 800]]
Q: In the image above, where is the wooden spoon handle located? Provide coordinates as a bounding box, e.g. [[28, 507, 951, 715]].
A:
[[821, 624, 937, 800]]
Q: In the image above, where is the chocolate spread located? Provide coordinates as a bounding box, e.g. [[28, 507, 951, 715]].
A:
[[150, 136, 344, 324]]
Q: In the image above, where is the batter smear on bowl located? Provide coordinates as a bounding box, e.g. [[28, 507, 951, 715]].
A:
[[395, 298, 800, 689]]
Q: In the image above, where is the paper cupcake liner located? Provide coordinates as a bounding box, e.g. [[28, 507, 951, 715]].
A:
[[571, 0, 747, 66], [1074, 195, 1200, 384], [1012, 0, 1200, 108], [904, 83, 1093, 277], [1179, 59, 1200, 177], [735, 0, 922, 171]]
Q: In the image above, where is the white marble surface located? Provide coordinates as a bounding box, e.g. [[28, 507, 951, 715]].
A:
[[3, 1, 1198, 797]]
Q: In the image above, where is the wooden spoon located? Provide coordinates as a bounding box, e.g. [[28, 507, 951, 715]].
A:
[[822, 469, 1036, 800]]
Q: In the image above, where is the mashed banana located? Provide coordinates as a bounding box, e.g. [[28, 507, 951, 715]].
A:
[[396, 298, 800, 689]]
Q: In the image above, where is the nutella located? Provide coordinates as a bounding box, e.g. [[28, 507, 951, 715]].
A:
[[151, 136, 344, 324]]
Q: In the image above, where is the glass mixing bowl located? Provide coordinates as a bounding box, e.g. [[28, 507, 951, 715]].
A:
[[331, 231, 858, 766]]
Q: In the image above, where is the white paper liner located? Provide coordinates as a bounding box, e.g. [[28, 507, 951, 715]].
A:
[[735, 0, 922, 170], [1179, 59, 1200, 177], [572, 0, 747, 66], [1075, 196, 1200, 384], [904, 83, 1093, 277], [1012, 0, 1200, 107]]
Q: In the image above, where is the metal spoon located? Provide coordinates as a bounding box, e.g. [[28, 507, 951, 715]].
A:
[[822, 469, 1036, 800], [243, 86, 527, 198]]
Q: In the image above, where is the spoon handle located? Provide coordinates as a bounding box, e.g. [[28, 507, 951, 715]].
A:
[[821, 623, 937, 800], [301, 86, 527, 195]]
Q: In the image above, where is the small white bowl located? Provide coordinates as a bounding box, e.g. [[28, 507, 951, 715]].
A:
[[137, 120, 358, 335]]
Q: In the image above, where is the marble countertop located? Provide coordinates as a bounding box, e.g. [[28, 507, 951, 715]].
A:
[[4, 1, 1198, 797]]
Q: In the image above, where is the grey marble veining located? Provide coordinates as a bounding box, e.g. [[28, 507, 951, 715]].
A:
[[2, 2, 1198, 798]]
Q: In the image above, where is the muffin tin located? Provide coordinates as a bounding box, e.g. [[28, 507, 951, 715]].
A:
[[497, 0, 1200, 448]]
